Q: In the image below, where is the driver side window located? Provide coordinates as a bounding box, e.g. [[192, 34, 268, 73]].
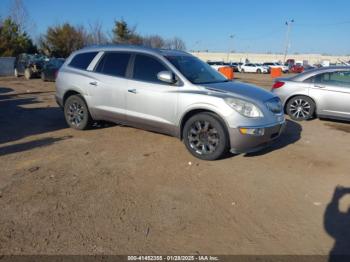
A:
[[133, 54, 168, 84]]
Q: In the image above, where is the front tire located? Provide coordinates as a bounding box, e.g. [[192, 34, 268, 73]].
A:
[[257, 69, 262, 74], [64, 95, 93, 130], [183, 113, 229, 160], [24, 68, 32, 80], [286, 96, 315, 121], [241, 69, 245, 73]]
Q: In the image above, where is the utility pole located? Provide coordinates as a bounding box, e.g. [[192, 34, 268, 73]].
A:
[[226, 34, 235, 62], [283, 19, 294, 64]]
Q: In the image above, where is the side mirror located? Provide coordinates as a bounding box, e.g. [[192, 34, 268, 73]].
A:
[[157, 71, 176, 84]]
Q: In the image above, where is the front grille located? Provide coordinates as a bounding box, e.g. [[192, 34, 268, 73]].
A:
[[266, 97, 283, 114]]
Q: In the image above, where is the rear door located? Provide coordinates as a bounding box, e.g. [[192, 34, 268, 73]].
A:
[[87, 52, 131, 122], [125, 53, 178, 135], [309, 70, 350, 119]]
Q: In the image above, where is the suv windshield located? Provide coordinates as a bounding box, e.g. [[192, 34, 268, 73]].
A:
[[165, 55, 228, 84]]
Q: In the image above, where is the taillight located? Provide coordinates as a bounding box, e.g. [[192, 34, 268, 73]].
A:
[[272, 81, 285, 89]]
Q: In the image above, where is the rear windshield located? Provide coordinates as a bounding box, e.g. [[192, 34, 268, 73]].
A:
[[69, 52, 98, 70]]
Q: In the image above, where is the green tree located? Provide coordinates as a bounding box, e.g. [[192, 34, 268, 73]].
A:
[[40, 23, 88, 58], [0, 17, 36, 57], [112, 19, 143, 45]]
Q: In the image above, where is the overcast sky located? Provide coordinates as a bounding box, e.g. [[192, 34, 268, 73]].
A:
[[1, 0, 350, 55]]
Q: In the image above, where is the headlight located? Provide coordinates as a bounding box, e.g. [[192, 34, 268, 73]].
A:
[[265, 97, 283, 114], [225, 97, 263, 118]]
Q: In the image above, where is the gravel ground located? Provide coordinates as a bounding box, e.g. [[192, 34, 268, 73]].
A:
[[0, 73, 349, 255]]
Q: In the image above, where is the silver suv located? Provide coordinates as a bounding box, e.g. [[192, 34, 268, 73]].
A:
[[56, 45, 285, 160]]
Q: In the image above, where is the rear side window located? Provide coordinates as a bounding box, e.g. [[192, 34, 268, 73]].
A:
[[69, 52, 98, 70], [95, 52, 131, 77], [314, 71, 350, 87], [133, 54, 167, 83]]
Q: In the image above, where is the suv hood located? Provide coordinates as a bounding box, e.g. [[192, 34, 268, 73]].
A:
[[201, 81, 275, 102]]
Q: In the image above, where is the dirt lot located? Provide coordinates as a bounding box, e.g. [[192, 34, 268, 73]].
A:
[[0, 73, 350, 255]]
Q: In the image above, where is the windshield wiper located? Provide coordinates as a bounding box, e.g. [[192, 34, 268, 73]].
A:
[[196, 79, 230, 84]]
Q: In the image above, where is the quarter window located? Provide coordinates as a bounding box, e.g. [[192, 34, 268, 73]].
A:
[[95, 52, 131, 77], [69, 52, 98, 70], [133, 54, 167, 83]]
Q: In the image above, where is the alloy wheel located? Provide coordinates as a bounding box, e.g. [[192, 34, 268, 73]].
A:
[[67, 102, 85, 127], [289, 98, 311, 119], [187, 120, 220, 155]]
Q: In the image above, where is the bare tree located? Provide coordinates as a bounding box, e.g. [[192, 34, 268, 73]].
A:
[[87, 20, 108, 45], [9, 0, 35, 33], [166, 37, 186, 50], [142, 35, 165, 48]]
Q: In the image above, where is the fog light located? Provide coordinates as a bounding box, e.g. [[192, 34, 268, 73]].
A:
[[239, 128, 265, 136]]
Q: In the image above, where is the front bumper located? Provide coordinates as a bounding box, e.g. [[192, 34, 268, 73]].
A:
[[228, 121, 285, 154]]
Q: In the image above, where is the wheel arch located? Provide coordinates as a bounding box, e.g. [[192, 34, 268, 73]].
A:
[[179, 108, 230, 144], [63, 90, 82, 105]]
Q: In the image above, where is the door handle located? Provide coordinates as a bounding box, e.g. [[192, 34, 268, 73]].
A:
[[315, 84, 325, 88], [89, 81, 98, 86], [128, 89, 137, 94]]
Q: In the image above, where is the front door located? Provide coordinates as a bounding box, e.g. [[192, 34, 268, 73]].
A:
[[126, 54, 178, 135], [309, 70, 350, 119]]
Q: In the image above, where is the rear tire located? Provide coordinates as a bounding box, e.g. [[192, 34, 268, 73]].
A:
[[286, 96, 315, 121], [24, 68, 32, 80], [241, 69, 245, 73], [257, 69, 262, 74], [183, 113, 229, 160], [64, 95, 93, 130]]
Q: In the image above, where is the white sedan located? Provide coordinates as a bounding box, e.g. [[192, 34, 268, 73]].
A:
[[263, 62, 289, 73], [240, 63, 269, 73]]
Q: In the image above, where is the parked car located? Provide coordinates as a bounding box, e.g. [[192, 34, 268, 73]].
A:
[[290, 64, 304, 73], [228, 62, 242, 72], [56, 45, 285, 160], [285, 59, 295, 67], [303, 64, 316, 71], [240, 63, 269, 74], [263, 62, 289, 73], [14, 54, 47, 80], [272, 66, 350, 121], [207, 61, 225, 71], [41, 58, 65, 82]]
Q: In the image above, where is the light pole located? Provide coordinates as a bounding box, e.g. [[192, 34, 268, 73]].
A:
[[283, 19, 294, 64], [226, 34, 235, 62]]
